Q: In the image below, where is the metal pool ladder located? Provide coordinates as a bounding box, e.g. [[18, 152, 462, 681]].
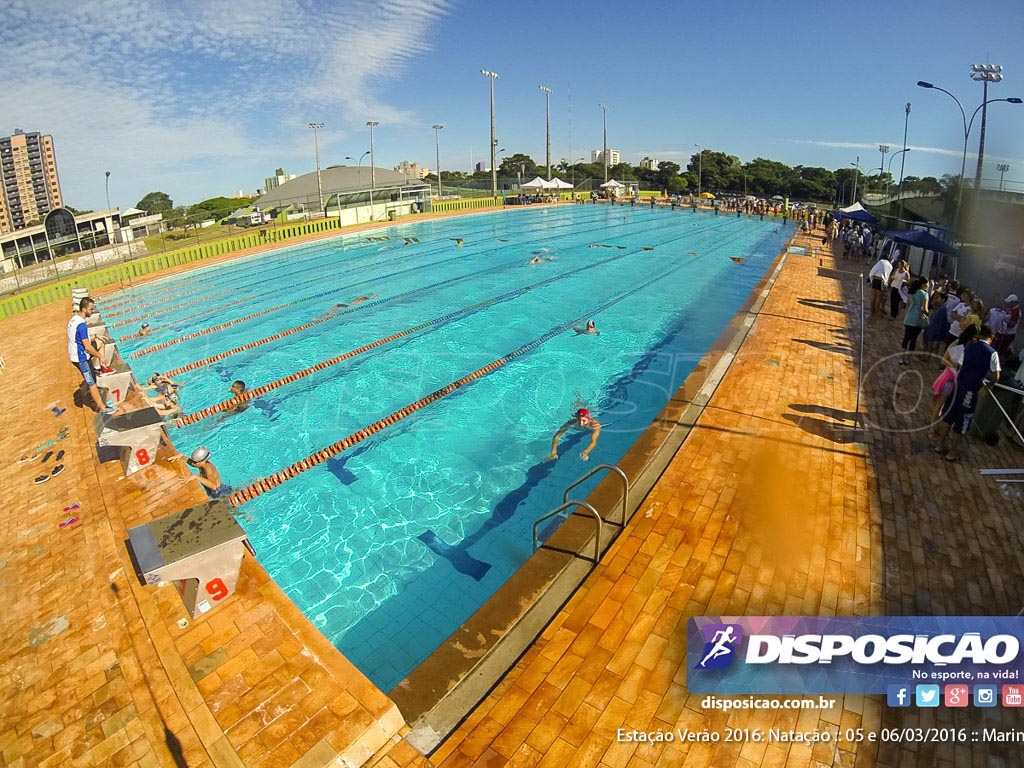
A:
[[532, 464, 630, 564]]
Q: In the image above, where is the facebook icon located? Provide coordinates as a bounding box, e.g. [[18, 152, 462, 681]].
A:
[[887, 685, 911, 708]]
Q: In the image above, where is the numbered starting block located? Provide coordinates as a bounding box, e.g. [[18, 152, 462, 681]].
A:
[[127, 499, 250, 619], [96, 360, 133, 406], [95, 406, 165, 474]]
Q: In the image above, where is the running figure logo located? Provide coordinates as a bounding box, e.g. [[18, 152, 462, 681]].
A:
[[696, 624, 744, 670]]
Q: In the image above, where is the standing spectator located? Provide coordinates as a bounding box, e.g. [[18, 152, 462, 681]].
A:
[[868, 254, 894, 317], [932, 325, 1001, 461], [931, 325, 977, 422], [899, 277, 930, 364], [993, 294, 1020, 358], [888, 260, 911, 319], [946, 289, 974, 345], [67, 298, 117, 415]]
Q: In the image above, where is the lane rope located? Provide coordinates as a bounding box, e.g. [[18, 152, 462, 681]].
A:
[[228, 260, 690, 507], [173, 246, 657, 426]]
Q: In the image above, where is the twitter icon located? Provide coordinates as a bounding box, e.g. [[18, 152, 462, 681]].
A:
[[916, 684, 940, 707]]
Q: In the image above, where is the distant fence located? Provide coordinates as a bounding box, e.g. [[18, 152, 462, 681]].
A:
[[1, 217, 341, 320], [430, 197, 505, 214]]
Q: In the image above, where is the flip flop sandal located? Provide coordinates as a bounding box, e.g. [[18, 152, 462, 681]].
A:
[[55, 450, 65, 462], [36, 440, 55, 451], [59, 516, 79, 528], [41, 451, 53, 464], [51, 465, 65, 477], [18, 454, 40, 463], [34, 475, 50, 484], [63, 503, 81, 512], [52, 407, 67, 417]]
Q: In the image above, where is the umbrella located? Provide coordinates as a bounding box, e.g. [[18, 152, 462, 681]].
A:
[[770, 195, 784, 201], [600, 179, 624, 188], [884, 229, 959, 257], [699, 191, 715, 199], [547, 178, 574, 189]]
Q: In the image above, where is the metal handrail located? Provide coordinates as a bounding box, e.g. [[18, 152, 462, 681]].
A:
[[562, 464, 630, 527], [532, 500, 603, 564]]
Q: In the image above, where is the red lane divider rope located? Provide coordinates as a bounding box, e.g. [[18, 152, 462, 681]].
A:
[[173, 248, 646, 426], [104, 287, 234, 321], [228, 261, 687, 508], [128, 245, 509, 358]]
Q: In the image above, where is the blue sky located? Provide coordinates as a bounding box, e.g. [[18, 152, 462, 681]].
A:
[[2, 0, 1023, 210]]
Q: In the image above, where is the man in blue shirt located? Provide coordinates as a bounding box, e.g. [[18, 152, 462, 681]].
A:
[[67, 297, 117, 414], [932, 325, 1001, 460]]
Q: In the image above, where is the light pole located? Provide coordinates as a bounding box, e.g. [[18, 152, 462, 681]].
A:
[[345, 152, 370, 220], [838, 179, 850, 207], [366, 121, 379, 217], [599, 103, 608, 183], [481, 70, 499, 198], [539, 85, 552, 180], [104, 171, 112, 247], [308, 122, 324, 214], [851, 157, 860, 204], [888, 148, 911, 201], [878, 145, 889, 193], [917, 79, 1021, 232], [694, 144, 703, 200], [998, 163, 1011, 191], [971, 64, 1003, 196], [897, 102, 911, 220], [432, 124, 444, 199]]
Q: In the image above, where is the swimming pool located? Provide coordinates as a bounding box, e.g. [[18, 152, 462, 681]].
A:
[[108, 205, 791, 691]]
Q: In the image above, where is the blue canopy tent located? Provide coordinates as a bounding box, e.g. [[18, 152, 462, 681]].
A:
[[884, 228, 961, 277], [883, 229, 959, 256], [835, 202, 879, 224]]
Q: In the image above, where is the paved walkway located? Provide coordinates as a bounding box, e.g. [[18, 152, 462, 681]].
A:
[[3, 220, 1024, 767]]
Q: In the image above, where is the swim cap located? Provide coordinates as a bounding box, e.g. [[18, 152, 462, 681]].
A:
[[189, 446, 211, 463], [141, 322, 150, 328], [575, 408, 590, 419]]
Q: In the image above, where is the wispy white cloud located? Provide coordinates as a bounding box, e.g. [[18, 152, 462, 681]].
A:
[[792, 139, 965, 160], [0, 0, 452, 206]]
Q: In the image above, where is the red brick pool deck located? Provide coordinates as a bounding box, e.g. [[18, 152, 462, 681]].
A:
[[3, 216, 1023, 767]]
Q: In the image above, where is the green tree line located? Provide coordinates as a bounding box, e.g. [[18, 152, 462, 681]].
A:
[[426, 149, 950, 205]]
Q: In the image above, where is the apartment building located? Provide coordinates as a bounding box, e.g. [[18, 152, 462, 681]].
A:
[[0, 129, 63, 234]]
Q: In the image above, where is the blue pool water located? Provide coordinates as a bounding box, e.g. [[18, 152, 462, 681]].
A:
[[109, 205, 791, 690]]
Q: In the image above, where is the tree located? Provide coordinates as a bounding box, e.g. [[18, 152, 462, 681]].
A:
[[63, 205, 93, 215], [498, 153, 539, 180], [188, 196, 251, 223], [136, 191, 173, 213]]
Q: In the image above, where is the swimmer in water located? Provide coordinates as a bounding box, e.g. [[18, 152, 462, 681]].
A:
[[572, 319, 600, 336], [451, 238, 464, 247], [530, 249, 557, 264], [319, 293, 381, 319], [547, 407, 602, 462]]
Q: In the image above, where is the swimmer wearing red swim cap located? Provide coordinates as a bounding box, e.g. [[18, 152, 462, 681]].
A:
[[547, 407, 602, 462]]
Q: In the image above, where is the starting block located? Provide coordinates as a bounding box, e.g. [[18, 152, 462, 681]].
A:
[[71, 287, 89, 313], [96, 360, 134, 406], [95, 406, 165, 475], [127, 499, 250, 619], [88, 326, 120, 367]]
